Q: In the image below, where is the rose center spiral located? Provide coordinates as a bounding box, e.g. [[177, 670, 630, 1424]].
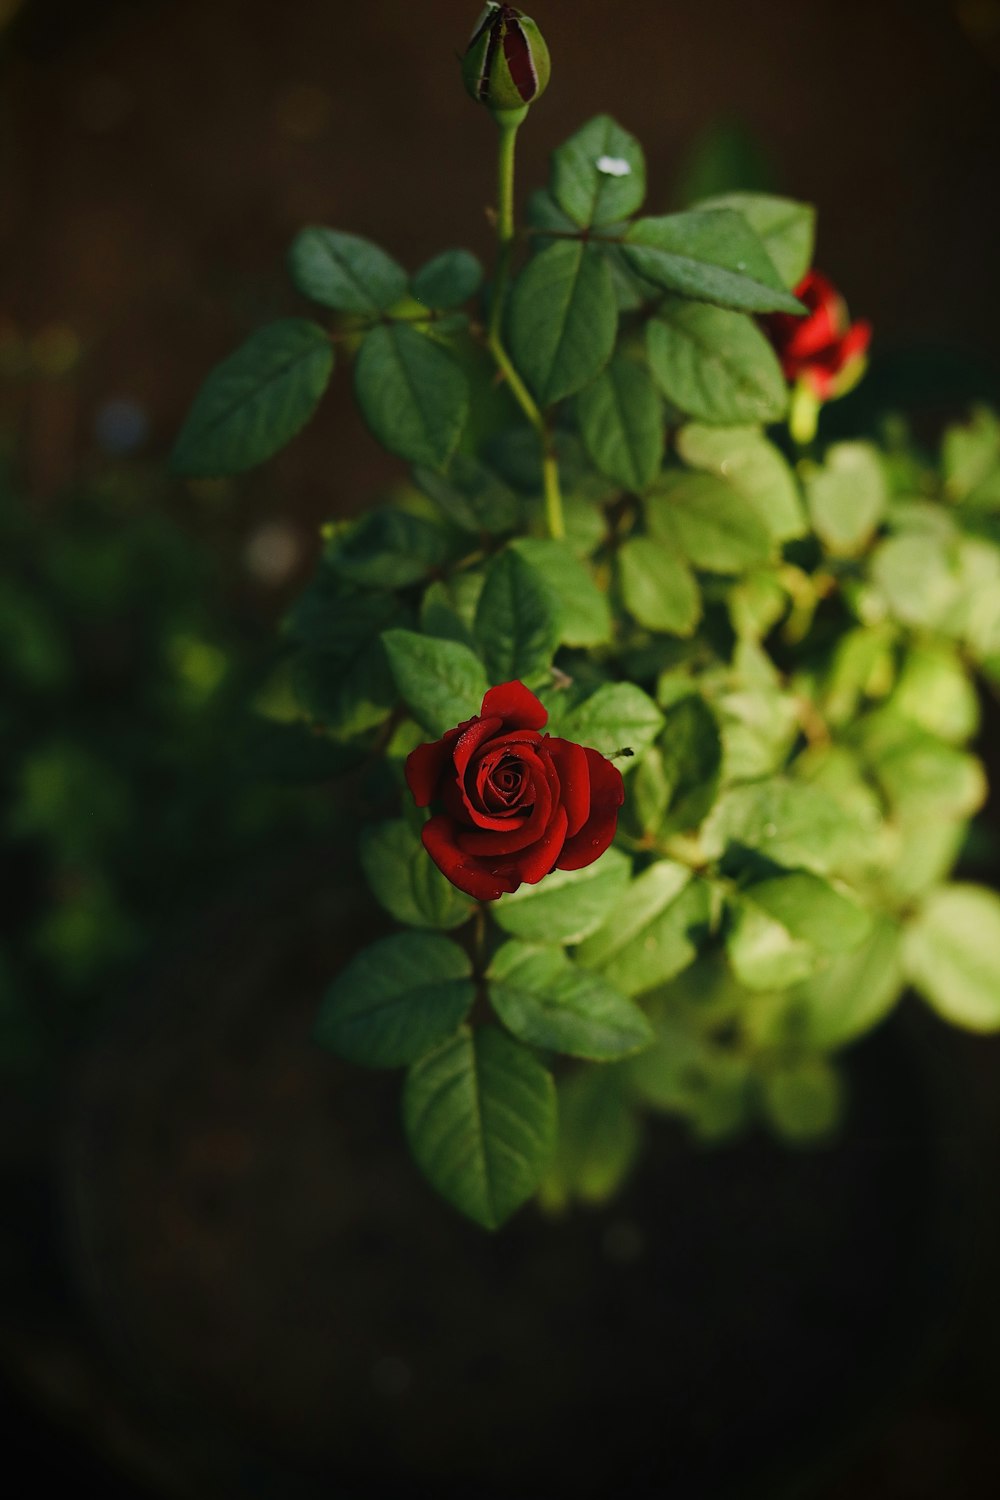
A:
[[475, 750, 531, 817]]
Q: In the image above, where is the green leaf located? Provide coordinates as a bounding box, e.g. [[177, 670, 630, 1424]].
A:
[[890, 643, 980, 744], [702, 779, 867, 878], [726, 899, 818, 990], [360, 820, 473, 931], [693, 193, 815, 289], [510, 538, 613, 647], [539, 1069, 642, 1211], [806, 442, 887, 556], [507, 241, 618, 406], [647, 301, 788, 426], [419, 576, 483, 652], [288, 589, 400, 738], [403, 1025, 557, 1230], [411, 249, 484, 308], [657, 692, 723, 831], [617, 537, 701, 636], [942, 405, 1000, 506], [493, 846, 632, 945], [577, 862, 711, 997], [473, 549, 560, 684], [414, 454, 521, 535], [646, 471, 773, 573], [488, 942, 653, 1060], [326, 506, 449, 588], [560, 681, 665, 767], [171, 319, 334, 477], [904, 885, 1000, 1032], [576, 354, 665, 492], [623, 211, 805, 313], [854, 711, 985, 821], [288, 228, 408, 314], [316, 933, 474, 1067], [382, 629, 487, 736], [354, 323, 468, 468], [742, 871, 872, 952], [676, 423, 806, 542], [791, 915, 904, 1050], [761, 1058, 842, 1144], [551, 114, 647, 228]]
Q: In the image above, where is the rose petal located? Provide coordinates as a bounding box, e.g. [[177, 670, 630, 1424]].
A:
[[421, 815, 520, 901], [405, 721, 468, 807], [481, 681, 548, 730], [457, 746, 554, 854], [557, 749, 624, 871], [546, 737, 591, 838], [500, 803, 568, 886]]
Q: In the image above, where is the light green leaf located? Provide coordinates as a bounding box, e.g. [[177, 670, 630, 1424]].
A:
[[493, 846, 632, 945], [288, 228, 408, 313], [411, 249, 483, 308], [171, 319, 333, 477], [561, 681, 665, 767], [646, 471, 773, 573], [761, 1058, 843, 1144], [316, 933, 474, 1067], [510, 538, 613, 647], [903, 885, 1000, 1032], [647, 301, 788, 426], [354, 323, 468, 468], [618, 537, 701, 636], [326, 506, 449, 588], [623, 211, 805, 313], [806, 442, 887, 556], [702, 778, 867, 878], [489, 941, 653, 1060], [726, 899, 818, 990], [743, 871, 872, 953], [473, 549, 560, 684], [868, 533, 963, 632], [890, 643, 980, 744], [855, 712, 985, 821], [693, 193, 815, 289], [403, 1025, 557, 1229], [576, 354, 664, 492], [577, 861, 711, 997], [942, 405, 1000, 507], [676, 423, 806, 541], [507, 240, 618, 406], [382, 629, 487, 736], [551, 114, 646, 227], [539, 1069, 642, 1211], [791, 915, 904, 1050], [360, 820, 473, 931]]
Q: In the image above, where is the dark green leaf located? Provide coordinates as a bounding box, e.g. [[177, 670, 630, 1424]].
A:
[[288, 228, 407, 313], [493, 846, 632, 944], [360, 819, 474, 931], [693, 193, 815, 289], [510, 538, 613, 647], [646, 471, 773, 573], [647, 301, 788, 425], [507, 241, 618, 406], [657, 692, 723, 831], [488, 941, 653, 1060], [172, 319, 334, 477], [245, 717, 366, 784], [403, 1025, 557, 1229], [623, 211, 805, 313], [354, 323, 468, 468], [473, 549, 560, 683], [576, 354, 665, 491], [618, 537, 701, 636], [326, 506, 449, 588], [761, 1059, 842, 1144], [411, 249, 484, 308], [382, 629, 487, 736], [316, 933, 474, 1067], [676, 423, 805, 541], [551, 114, 646, 227], [414, 454, 521, 535], [539, 1069, 642, 1211], [289, 590, 399, 737]]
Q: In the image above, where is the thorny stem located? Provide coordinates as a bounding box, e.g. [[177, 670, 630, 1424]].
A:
[[486, 117, 566, 541]]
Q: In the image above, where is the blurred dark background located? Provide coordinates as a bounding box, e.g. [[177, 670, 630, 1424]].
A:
[[2, 1, 1000, 1497]]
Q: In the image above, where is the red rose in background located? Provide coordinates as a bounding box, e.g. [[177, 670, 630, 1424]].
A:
[[764, 270, 871, 401], [405, 681, 625, 902]]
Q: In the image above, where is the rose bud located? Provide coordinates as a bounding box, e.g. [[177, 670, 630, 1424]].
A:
[[763, 270, 871, 440], [405, 680, 624, 902], [462, 3, 551, 118]]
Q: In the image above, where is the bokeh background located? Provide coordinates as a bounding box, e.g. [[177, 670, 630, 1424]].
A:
[[2, 1, 1000, 1497]]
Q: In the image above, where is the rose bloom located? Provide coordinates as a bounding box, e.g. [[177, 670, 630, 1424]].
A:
[[764, 269, 871, 401], [405, 680, 625, 901]]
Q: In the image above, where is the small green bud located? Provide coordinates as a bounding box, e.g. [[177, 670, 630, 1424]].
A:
[[462, 3, 551, 117]]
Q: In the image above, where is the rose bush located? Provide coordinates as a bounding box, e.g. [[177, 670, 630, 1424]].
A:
[[405, 680, 624, 900]]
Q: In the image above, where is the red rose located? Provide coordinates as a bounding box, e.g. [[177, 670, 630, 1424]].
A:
[[764, 270, 871, 401], [404, 680, 625, 901]]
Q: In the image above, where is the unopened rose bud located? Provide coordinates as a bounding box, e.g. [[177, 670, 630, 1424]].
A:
[[462, 3, 551, 120]]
